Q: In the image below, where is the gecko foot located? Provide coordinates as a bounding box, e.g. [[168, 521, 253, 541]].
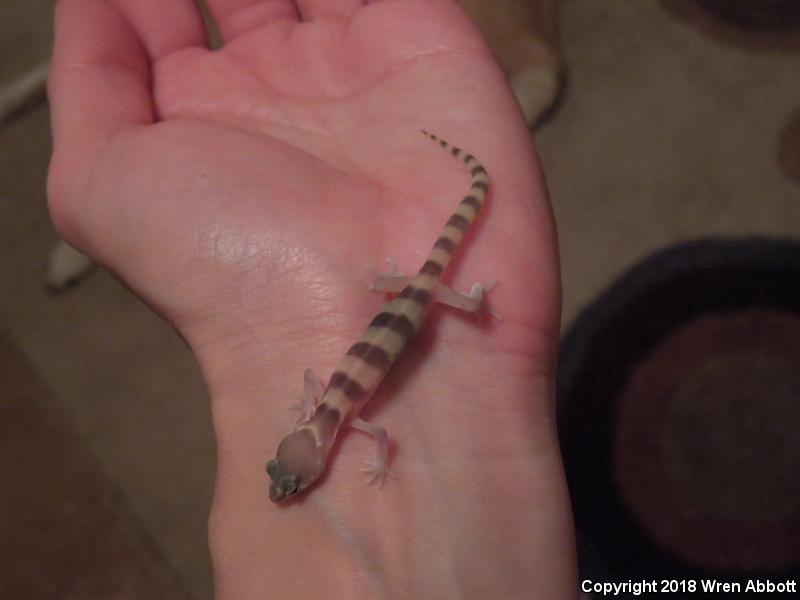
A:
[[434, 280, 502, 320], [367, 257, 403, 278], [475, 280, 503, 321], [368, 258, 411, 293], [360, 457, 397, 488]]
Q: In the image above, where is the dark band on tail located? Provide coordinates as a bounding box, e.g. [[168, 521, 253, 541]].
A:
[[418, 130, 489, 277]]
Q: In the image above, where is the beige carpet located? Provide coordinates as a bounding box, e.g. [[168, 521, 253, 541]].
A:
[[536, 0, 800, 326]]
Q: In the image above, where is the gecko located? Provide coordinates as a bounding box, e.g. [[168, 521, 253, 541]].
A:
[[266, 131, 493, 503]]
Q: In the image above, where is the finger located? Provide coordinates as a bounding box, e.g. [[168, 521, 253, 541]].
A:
[[296, 0, 365, 20], [48, 0, 153, 231], [205, 0, 299, 42], [50, 0, 153, 151], [109, 0, 208, 60]]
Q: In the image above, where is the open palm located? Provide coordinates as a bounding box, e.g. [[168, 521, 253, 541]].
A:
[[49, 0, 574, 597]]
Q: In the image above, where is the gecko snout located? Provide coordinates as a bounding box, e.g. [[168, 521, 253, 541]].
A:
[[266, 459, 301, 502]]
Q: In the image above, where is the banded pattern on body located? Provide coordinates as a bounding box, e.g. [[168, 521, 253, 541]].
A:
[[318, 285, 432, 420], [306, 131, 489, 431]]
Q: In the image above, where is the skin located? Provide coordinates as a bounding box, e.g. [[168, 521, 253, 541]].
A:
[[48, 0, 576, 598]]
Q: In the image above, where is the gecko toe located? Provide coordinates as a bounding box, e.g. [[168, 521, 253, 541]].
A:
[[360, 459, 395, 488]]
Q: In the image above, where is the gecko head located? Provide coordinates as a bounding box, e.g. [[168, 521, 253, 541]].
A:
[[266, 427, 327, 503]]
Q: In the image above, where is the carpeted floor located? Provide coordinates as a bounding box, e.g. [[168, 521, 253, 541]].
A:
[[1, 1, 799, 598], [0, 332, 192, 598], [536, 0, 800, 327]]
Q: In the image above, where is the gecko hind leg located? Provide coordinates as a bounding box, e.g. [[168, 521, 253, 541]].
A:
[[289, 368, 325, 423], [435, 281, 502, 320], [369, 275, 412, 293], [368, 258, 410, 293], [350, 417, 396, 487]]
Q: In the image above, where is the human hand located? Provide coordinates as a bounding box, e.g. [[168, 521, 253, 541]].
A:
[[48, 0, 574, 597]]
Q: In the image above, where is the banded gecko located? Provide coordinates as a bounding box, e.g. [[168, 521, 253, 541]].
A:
[[266, 131, 493, 502]]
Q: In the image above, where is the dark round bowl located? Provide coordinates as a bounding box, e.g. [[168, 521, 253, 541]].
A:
[[697, 0, 800, 30], [558, 237, 800, 591]]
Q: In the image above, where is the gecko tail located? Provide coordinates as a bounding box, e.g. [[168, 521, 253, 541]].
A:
[[418, 131, 489, 277]]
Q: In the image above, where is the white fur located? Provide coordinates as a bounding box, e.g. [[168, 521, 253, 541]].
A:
[[511, 65, 559, 126], [46, 240, 93, 291], [0, 62, 96, 291], [0, 61, 48, 119]]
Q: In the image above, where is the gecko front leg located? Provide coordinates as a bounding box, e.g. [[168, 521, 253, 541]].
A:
[[290, 368, 325, 423], [350, 417, 396, 487]]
